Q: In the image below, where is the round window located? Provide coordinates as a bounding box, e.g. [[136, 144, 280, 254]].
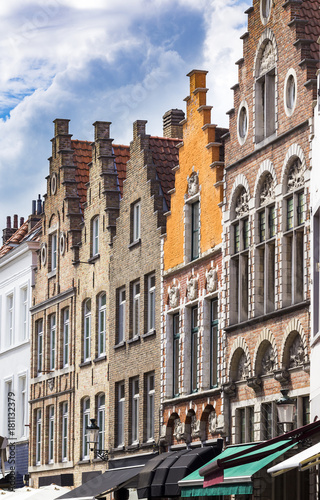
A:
[[41, 243, 47, 266], [237, 102, 249, 145], [284, 70, 297, 117], [51, 173, 57, 195], [60, 232, 66, 256], [260, 0, 271, 24]]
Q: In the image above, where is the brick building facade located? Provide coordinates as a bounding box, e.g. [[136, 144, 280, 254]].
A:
[[221, 0, 317, 478], [108, 115, 181, 471], [160, 71, 227, 448]]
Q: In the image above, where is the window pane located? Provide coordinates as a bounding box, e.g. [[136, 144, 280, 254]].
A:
[[173, 314, 180, 397], [259, 211, 265, 242], [191, 307, 198, 393], [191, 201, 200, 260], [269, 205, 276, 238], [234, 223, 240, 253], [243, 218, 249, 249], [297, 192, 305, 226], [287, 197, 294, 230]]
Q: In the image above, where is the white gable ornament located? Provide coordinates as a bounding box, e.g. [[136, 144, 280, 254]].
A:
[[187, 171, 199, 197], [168, 285, 180, 308], [187, 276, 198, 301], [206, 266, 218, 293]]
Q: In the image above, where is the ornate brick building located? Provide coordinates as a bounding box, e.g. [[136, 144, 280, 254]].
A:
[[160, 70, 227, 449], [221, 0, 318, 485]]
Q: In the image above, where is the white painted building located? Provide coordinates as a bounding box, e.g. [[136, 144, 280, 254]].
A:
[[310, 69, 320, 421], [0, 216, 40, 487]]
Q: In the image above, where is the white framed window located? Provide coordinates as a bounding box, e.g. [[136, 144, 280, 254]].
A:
[[284, 69, 297, 117], [97, 394, 105, 450], [118, 288, 126, 343], [191, 306, 199, 393], [51, 232, 57, 271], [92, 216, 99, 256], [260, 0, 271, 24], [48, 405, 54, 463], [50, 314, 56, 371], [18, 375, 27, 438], [147, 275, 155, 332], [37, 319, 43, 374], [7, 293, 14, 346], [210, 299, 218, 388], [21, 286, 28, 341], [132, 281, 140, 338], [117, 382, 125, 447], [84, 299, 91, 361], [131, 377, 139, 443], [146, 373, 155, 441], [255, 40, 276, 143], [82, 398, 90, 459], [173, 313, 180, 397], [237, 101, 249, 146], [63, 308, 69, 367], [36, 408, 42, 465], [237, 406, 254, 444], [98, 293, 106, 357], [261, 402, 279, 440], [191, 201, 200, 261], [62, 402, 68, 462], [132, 201, 141, 242]]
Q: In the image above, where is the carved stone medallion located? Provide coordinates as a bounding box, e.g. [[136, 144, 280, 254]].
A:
[[173, 418, 187, 441], [261, 344, 276, 375], [169, 285, 180, 308], [187, 171, 199, 197], [235, 188, 249, 218], [237, 352, 249, 380], [260, 173, 275, 205], [289, 335, 304, 368], [259, 41, 275, 76], [206, 267, 218, 293], [287, 159, 304, 191], [186, 276, 198, 301], [208, 411, 217, 435]]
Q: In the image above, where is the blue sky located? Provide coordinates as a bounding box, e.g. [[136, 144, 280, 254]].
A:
[[0, 0, 251, 235]]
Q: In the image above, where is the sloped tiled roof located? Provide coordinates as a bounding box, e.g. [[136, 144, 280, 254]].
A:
[[72, 140, 92, 210], [149, 137, 180, 208], [300, 0, 320, 64], [0, 219, 42, 258], [113, 145, 130, 197]]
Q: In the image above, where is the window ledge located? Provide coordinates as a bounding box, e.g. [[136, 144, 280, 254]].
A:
[[114, 341, 126, 350], [93, 355, 107, 363], [142, 329, 156, 339], [140, 441, 155, 449], [88, 254, 100, 264], [79, 360, 92, 368], [128, 239, 141, 250], [47, 269, 56, 279], [127, 335, 141, 345], [127, 443, 140, 451], [78, 459, 90, 465]]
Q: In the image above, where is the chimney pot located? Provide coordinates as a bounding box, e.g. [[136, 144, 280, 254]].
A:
[[13, 214, 18, 228], [20, 217, 24, 227], [162, 109, 185, 139], [6, 216, 11, 229], [37, 195, 42, 215]]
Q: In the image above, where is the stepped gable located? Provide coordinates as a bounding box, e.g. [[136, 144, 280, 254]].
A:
[[72, 140, 92, 211], [300, 0, 320, 64], [149, 136, 180, 208], [0, 219, 41, 258], [113, 144, 130, 197]]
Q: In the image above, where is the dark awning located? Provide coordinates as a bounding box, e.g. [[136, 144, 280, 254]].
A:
[[57, 466, 144, 499], [137, 444, 222, 499]]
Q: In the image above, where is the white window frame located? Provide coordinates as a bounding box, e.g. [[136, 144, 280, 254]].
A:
[[117, 382, 125, 447], [132, 281, 140, 338], [63, 308, 69, 368], [92, 216, 99, 256], [18, 375, 27, 439], [36, 408, 42, 465], [147, 275, 155, 332], [48, 405, 54, 464], [131, 377, 139, 444], [62, 402, 68, 462], [146, 373, 155, 441], [84, 299, 91, 361], [82, 398, 90, 459], [118, 288, 126, 343], [37, 319, 43, 374], [51, 232, 57, 271], [7, 293, 14, 346], [132, 201, 141, 242], [50, 314, 56, 371], [20, 286, 28, 341], [98, 293, 106, 357], [97, 394, 105, 450]]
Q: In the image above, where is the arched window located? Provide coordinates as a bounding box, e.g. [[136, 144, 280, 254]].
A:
[[230, 187, 250, 324], [98, 293, 106, 357], [255, 39, 276, 143], [82, 398, 90, 459], [84, 299, 91, 361], [255, 173, 276, 315], [283, 158, 305, 305]]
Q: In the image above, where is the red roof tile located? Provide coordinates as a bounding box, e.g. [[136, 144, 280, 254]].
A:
[[299, 1, 320, 66], [149, 136, 180, 209], [0, 219, 42, 258], [113, 145, 130, 197]]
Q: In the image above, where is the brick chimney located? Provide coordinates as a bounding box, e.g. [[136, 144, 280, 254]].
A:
[[28, 195, 42, 232], [162, 109, 185, 139], [2, 214, 19, 245]]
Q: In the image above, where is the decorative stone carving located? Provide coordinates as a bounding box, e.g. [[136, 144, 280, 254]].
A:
[[223, 382, 236, 397], [186, 276, 198, 301], [261, 345, 276, 374], [260, 173, 275, 205], [237, 353, 250, 380], [187, 171, 199, 197], [247, 376, 262, 391], [190, 416, 204, 440], [287, 160, 304, 191], [259, 41, 275, 76], [206, 266, 218, 293], [159, 424, 170, 445], [48, 378, 54, 391], [289, 335, 304, 368], [173, 418, 187, 441], [168, 285, 180, 308], [235, 188, 249, 218], [216, 414, 225, 433], [208, 411, 217, 435], [273, 369, 289, 383]]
